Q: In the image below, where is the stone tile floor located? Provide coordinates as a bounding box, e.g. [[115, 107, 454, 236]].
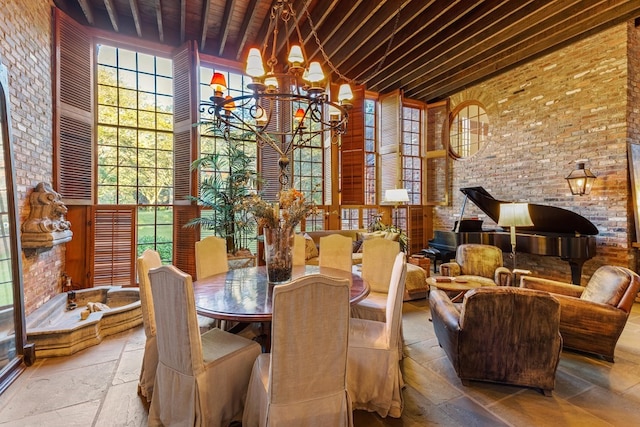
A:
[[0, 298, 639, 426]]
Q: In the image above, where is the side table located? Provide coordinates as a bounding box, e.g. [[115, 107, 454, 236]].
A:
[[426, 276, 487, 302]]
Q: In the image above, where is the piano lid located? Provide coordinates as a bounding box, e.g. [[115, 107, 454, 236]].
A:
[[460, 187, 599, 236]]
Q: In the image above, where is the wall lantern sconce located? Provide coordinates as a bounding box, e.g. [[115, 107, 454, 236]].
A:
[[565, 161, 597, 196]]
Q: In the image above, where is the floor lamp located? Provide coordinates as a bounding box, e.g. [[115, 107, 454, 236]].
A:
[[384, 189, 410, 228], [497, 202, 533, 270]]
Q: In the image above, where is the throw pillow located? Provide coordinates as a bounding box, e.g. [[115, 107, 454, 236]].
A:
[[303, 233, 319, 260], [352, 239, 363, 253]]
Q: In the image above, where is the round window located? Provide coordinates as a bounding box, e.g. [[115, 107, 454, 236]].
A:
[[449, 101, 488, 159]]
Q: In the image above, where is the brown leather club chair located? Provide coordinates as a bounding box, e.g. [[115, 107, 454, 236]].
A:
[[439, 243, 512, 286], [429, 286, 562, 396], [520, 265, 640, 362]]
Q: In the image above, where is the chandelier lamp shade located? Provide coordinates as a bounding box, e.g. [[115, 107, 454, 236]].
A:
[[200, 0, 353, 187], [565, 161, 597, 196]]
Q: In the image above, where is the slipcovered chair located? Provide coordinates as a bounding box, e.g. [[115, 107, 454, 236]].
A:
[[429, 286, 562, 396], [243, 274, 353, 427], [135, 249, 161, 403], [439, 243, 512, 286], [347, 252, 407, 418], [351, 238, 401, 321], [520, 265, 640, 362], [195, 235, 228, 280], [148, 265, 261, 426], [319, 234, 353, 272], [293, 234, 306, 266]]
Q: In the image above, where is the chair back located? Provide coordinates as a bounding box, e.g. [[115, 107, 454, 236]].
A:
[[195, 235, 228, 280], [137, 249, 162, 338], [319, 234, 353, 272], [269, 274, 351, 406], [149, 265, 204, 377], [384, 253, 407, 348], [582, 265, 640, 312], [456, 244, 503, 278], [293, 234, 306, 266], [361, 238, 400, 293]]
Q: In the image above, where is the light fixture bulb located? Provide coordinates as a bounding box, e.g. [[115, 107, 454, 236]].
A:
[[255, 105, 267, 127], [338, 83, 353, 103], [223, 96, 235, 115], [294, 108, 305, 122], [209, 72, 227, 96], [246, 48, 265, 78], [264, 74, 279, 91]]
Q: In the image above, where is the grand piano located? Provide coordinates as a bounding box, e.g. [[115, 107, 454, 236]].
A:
[[427, 187, 598, 284]]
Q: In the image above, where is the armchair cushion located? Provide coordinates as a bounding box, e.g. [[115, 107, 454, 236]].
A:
[[440, 244, 511, 286], [580, 266, 633, 306]]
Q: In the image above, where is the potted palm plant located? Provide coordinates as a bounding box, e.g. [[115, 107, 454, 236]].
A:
[[184, 138, 260, 255]]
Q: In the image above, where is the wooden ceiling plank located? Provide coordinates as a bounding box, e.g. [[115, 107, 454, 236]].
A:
[[180, 0, 187, 42], [103, 0, 119, 32], [254, 0, 282, 58], [154, 0, 164, 42], [400, 0, 616, 98], [273, 0, 309, 56], [76, 0, 95, 25], [200, 0, 213, 52], [236, 0, 262, 61], [340, 0, 469, 81], [330, 0, 434, 71], [128, 0, 143, 37], [218, 0, 238, 56], [416, 2, 640, 101]]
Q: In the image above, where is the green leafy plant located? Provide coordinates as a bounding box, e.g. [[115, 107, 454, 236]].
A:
[[368, 213, 409, 253], [184, 137, 260, 255]]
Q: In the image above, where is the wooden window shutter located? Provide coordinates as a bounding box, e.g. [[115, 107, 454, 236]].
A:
[[173, 205, 199, 277], [340, 85, 365, 205], [173, 41, 198, 205], [379, 90, 402, 196], [54, 9, 94, 205], [92, 206, 135, 287], [407, 205, 432, 254], [425, 100, 450, 205]]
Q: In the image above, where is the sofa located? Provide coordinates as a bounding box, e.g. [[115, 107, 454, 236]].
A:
[[301, 229, 428, 301]]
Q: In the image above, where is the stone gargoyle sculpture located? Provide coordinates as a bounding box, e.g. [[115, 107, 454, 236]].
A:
[[21, 182, 73, 248]]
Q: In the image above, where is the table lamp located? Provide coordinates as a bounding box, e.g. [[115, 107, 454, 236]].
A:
[[497, 202, 533, 270], [384, 189, 410, 228]]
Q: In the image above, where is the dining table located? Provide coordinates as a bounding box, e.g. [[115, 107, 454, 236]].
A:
[[193, 264, 370, 351]]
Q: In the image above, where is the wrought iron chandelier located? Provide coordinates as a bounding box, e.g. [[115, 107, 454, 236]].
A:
[[200, 0, 353, 186]]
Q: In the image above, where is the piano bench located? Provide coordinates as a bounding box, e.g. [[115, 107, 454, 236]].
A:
[[422, 248, 444, 274]]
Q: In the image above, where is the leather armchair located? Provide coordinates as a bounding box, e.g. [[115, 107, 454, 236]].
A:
[[439, 243, 512, 286], [520, 265, 640, 362], [429, 286, 562, 396]]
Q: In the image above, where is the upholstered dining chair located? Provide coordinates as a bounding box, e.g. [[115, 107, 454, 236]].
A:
[[148, 265, 261, 426], [195, 235, 228, 280], [293, 233, 306, 266], [319, 234, 353, 272], [439, 243, 512, 286], [520, 265, 640, 362], [429, 286, 562, 396], [135, 249, 162, 403], [243, 274, 353, 427], [351, 237, 401, 321], [347, 252, 407, 418]]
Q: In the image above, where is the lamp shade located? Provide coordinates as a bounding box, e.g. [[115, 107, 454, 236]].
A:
[[384, 189, 410, 204], [497, 203, 534, 227], [306, 61, 325, 84], [566, 162, 596, 196], [338, 83, 353, 103], [209, 72, 227, 94], [246, 48, 265, 78], [287, 45, 304, 66]]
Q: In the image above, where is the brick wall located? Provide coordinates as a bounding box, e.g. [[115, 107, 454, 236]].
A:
[[0, 2, 63, 314], [434, 22, 635, 285]]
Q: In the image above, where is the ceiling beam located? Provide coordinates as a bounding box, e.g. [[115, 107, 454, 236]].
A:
[[218, 0, 238, 56], [154, 0, 164, 42], [128, 0, 143, 37], [180, 0, 187, 42], [76, 0, 95, 25], [235, 0, 261, 61], [103, 0, 119, 32], [200, 0, 212, 52]]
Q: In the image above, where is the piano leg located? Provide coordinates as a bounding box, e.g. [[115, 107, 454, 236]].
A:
[[566, 259, 586, 285]]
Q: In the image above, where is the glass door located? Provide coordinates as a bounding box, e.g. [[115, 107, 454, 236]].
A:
[[0, 57, 28, 394]]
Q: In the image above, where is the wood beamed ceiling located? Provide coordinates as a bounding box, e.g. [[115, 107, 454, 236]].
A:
[[53, 0, 640, 103]]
